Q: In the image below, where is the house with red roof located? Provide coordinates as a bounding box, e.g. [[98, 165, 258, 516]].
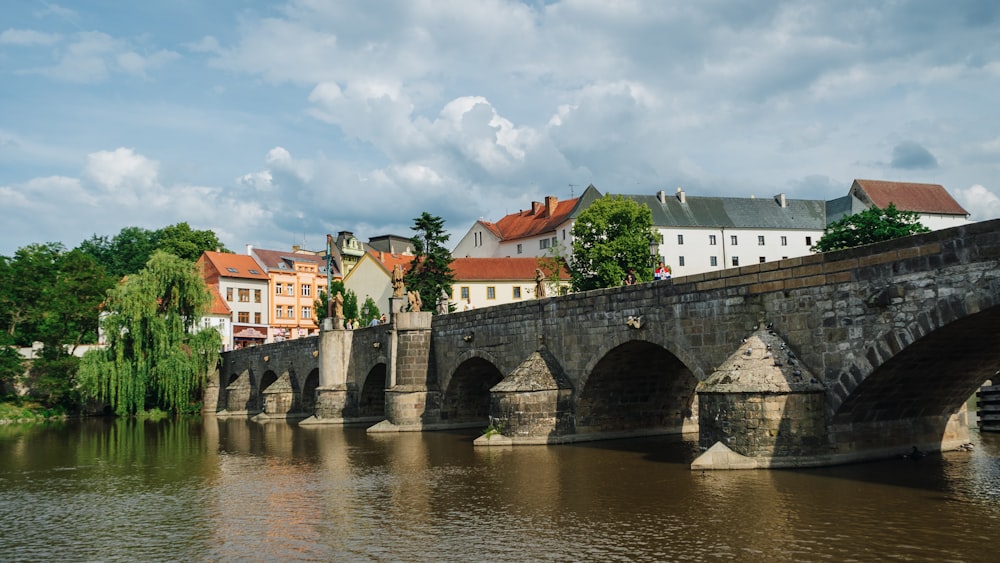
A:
[[450, 257, 570, 309], [452, 186, 597, 260], [827, 179, 970, 231], [197, 251, 270, 349]]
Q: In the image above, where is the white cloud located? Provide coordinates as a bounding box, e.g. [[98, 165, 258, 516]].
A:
[[0, 28, 60, 46], [955, 184, 1000, 222], [83, 148, 159, 193]]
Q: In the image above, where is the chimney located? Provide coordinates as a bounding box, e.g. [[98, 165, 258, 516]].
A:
[[246, 244, 253, 255], [775, 193, 787, 208], [657, 190, 667, 204], [292, 245, 301, 252], [545, 195, 558, 217], [676, 187, 686, 204], [379, 251, 384, 262], [531, 201, 544, 215]]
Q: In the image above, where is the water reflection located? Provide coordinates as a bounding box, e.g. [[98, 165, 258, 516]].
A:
[[1, 419, 998, 562]]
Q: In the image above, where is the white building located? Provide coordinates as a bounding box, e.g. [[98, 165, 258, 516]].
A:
[[197, 251, 270, 349], [450, 257, 570, 310], [456, 179, 970, 281]]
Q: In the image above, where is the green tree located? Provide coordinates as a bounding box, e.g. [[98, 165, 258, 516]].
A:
[[569, 195, 656, 291], [78, 251, 221, 415], [404, 212, 454, 311], [156, 222, 229, 262], [359, 297, 381, 326], [79, 223, 229, 278], [0, 343, 24, 399], [78, 226, 158, 279], [28, 347, 81, 411], [38, 249, 114, 350], [812, 203, 931, 252], [0, 243, 64, 345], [315, 281, 358, 321]]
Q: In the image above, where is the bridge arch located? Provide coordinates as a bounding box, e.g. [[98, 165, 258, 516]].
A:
[[358, 363, 388, 418], [833, 298, 1000, 425], [440, 353, 505, 424], [301, 368, 319, 413], [575, 339, 698, 435]]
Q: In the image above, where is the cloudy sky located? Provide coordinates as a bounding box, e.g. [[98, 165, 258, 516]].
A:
[[2, 0, 999, 256]]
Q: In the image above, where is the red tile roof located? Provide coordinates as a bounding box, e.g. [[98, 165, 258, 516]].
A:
[[484, 195, 579, 241], [367, 249, 416, 274], [198, 251, 269, 282], [207, 286, 231, 316], [852, 179, 969, 216], [450, 257, 569, 281]]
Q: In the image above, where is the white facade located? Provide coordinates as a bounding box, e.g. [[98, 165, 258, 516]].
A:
[[655, 226, 823, 278]]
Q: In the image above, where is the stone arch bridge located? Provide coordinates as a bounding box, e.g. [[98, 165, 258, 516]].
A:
[[215, 220, 1000, 469]]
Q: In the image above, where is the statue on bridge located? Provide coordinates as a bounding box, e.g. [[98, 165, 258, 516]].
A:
[[535, 268, 548, 299], [333, 291, 344, 319], [407, 290, 423, 312], [436, 289, 450, 314], [392, 264, 406, 298]]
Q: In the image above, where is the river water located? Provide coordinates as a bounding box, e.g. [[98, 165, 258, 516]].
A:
[[1, 417, 998, 562]]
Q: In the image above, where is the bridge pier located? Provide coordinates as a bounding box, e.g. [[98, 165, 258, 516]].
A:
[[369, 311, 448, 432], [299, 326, 353, 425]]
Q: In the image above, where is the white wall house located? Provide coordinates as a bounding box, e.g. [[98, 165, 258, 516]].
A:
[[452, 179, 970, 283], [343, 250, 413, 319], [450, 257, 570, 310]]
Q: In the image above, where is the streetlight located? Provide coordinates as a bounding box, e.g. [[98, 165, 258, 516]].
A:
[[649, 235, 660, 277]]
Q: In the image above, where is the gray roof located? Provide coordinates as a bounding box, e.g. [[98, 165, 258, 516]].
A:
[[627, 192, 827, 230]]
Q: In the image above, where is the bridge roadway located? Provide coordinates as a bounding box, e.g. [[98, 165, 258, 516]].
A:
[[214, 219, 1000, 469]]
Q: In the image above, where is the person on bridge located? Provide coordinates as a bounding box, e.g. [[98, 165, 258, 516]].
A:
[[655, 262, 671, 281], [623, 268, 637, 286]]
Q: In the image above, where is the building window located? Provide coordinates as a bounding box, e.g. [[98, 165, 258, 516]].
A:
[[806, 236, 813, 246], [286, 284, 294, 295], [709, 235, 717, 246], [677, 234, 684, 245], [254, 289, 261, 303], [238, 288, 250, 302], [302, 306, 311, 319], [730, 235, 738, 246], [513, 287, 521, 299], [286, 306, 294, 318], [562, 229, 566, 240], [678, 256, 685, 267], [237, 312, 249, 323], [551, 236, 557, 246], [302, 284, 311, 297], [781, 236, 788, 246], [517, 243, 522, 254], [486, 286, 496, 300], [460, 287, 470, 300], [732, 256, 740, 267], [254, 312, 262, 324], [275, 283, 283, 294], [759, 256, 766, 263], [710, 256, 718, 267], [758, 235, 765, 246], [276, 307, 283, 318], [226, 287, 233, 301], [540, 238, 550, 250]]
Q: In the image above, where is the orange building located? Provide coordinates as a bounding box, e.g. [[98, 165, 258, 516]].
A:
[[248, 246, 336, 341]]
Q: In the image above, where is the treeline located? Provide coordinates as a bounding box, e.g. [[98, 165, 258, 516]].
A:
[[0, 223, 227, 412]]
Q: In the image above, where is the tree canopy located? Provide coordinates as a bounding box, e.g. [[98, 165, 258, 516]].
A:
[[78, 222, 229, 279], [78, 251, 221, 415], [812, 203, 930, 252], [404, 212, 454, 311], [570, 195, 656, 291]]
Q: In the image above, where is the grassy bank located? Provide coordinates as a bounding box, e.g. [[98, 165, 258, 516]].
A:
[[0, 401, 67, 424]]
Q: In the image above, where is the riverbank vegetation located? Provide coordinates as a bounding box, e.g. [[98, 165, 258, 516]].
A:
[[1, 223, 226, 419]]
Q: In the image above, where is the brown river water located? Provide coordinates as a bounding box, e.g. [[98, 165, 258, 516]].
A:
[[1, 417, 999, 562]]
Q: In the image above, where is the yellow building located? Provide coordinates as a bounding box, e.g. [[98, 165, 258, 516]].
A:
[[248, 246, 337, 341]]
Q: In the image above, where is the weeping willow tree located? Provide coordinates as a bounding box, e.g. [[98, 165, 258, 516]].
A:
[[78, 251, 221, 415]]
